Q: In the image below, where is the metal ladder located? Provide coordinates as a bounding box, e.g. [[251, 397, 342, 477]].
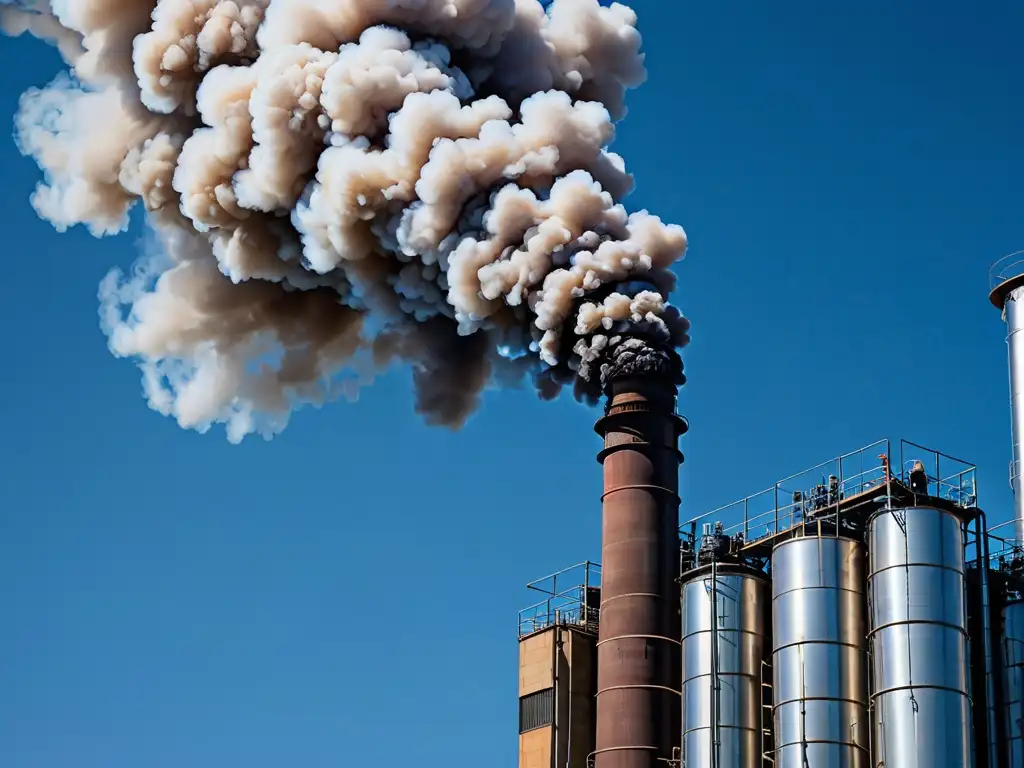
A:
[[761, 658, 775, 766]]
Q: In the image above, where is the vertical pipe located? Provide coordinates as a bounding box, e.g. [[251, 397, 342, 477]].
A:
[[1005, 288, 1024, 544], [675, 548, 684, 768], [553, 625, 561, 768], [709, 559, 721, 768], [566, 629, 573, 768], [585, 564, 591, 622], [774, 485, 779, 533], [1003, 600, 1024, 766], [991, 278, 1024, 544], [594, 376, 686, 768], [991, 264, 1024, 768], [975, 510, 1001, 768], [679, 546, 685, 768]]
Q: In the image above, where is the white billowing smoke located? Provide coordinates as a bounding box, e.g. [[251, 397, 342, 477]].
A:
[[3, 0, 689, 442]]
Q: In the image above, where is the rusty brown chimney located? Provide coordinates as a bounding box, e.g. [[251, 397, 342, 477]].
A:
[[593, 362, 686, 768]]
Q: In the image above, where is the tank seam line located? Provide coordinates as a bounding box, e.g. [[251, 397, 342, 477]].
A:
[[868, 562, 965, 577], [772, 585, 867, 599], [772, 640, 867, 652]]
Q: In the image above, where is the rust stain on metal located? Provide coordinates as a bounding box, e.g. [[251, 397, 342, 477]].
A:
[[593, 375, 687, 768]]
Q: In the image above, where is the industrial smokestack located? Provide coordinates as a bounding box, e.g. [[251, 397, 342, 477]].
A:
[[990, 252, 1024, 545], [593, 343, 686, 768], [1, 0, 689, 441]]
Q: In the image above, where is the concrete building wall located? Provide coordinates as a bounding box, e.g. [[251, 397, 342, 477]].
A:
[[561, 628, 597, 768], [520, 728, 553, 768], [520, 630, 555, 697], [518, 626, 597, 768]]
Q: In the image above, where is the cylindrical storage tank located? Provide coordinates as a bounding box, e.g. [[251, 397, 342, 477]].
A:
[[681, 564, 769, 768], [1003, 600, 1024, 766], [867, 505, 972, 767], [771, 536, 869, 767]]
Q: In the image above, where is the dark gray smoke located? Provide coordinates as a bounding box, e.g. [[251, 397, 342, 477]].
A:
[[3, 0, 689, 441]]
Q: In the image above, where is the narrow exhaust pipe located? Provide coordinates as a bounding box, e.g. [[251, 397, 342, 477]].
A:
[[989, 252, 1024, 545]]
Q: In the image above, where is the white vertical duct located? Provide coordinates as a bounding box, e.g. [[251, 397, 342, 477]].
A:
[[993, 255, 1024, 768], [1005, 288, 1024, 543], [991, 254, 1024, 544]]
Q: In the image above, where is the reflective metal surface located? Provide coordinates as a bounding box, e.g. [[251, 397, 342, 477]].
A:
[[681, 565, 768, 768], [1003, 600, 1024, 767], [975, 562, 1001, 768], [971, 513, 1001, 768], [1005, 286, 1024, 544], [868, 505, 972, 767], [771, 536, 869, 768]]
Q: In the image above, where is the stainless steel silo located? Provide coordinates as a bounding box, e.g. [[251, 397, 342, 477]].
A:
[[1003, 600, 1024, 766], [771, 536, 869, 767], [867, 505, 972, 767], [681, 564, 769, 768]]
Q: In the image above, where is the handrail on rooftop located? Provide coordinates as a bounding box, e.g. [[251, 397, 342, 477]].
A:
[[685, 437, 977, 547], [990, 250, 1024, 292], [682, 438, 894, 541], [519, 561, 603, 638], [774, 438, 891, 488], [525, 560, 600, 596], [899, 439, 976, 474]]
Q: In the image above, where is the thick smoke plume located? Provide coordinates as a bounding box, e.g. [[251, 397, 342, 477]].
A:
[[3, 0, 689, 441]]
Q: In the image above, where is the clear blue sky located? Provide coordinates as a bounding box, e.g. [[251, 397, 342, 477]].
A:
[[1, 2, 1021, 766]]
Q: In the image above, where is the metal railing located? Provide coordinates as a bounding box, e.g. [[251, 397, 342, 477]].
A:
[[990, 250, 1024, 294], [684, 438, 978, 545], [898, 439, 978, 508], [983, 519, 1021, 563], [683, 439, 893, 543], [517, 561, 602, 638]]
